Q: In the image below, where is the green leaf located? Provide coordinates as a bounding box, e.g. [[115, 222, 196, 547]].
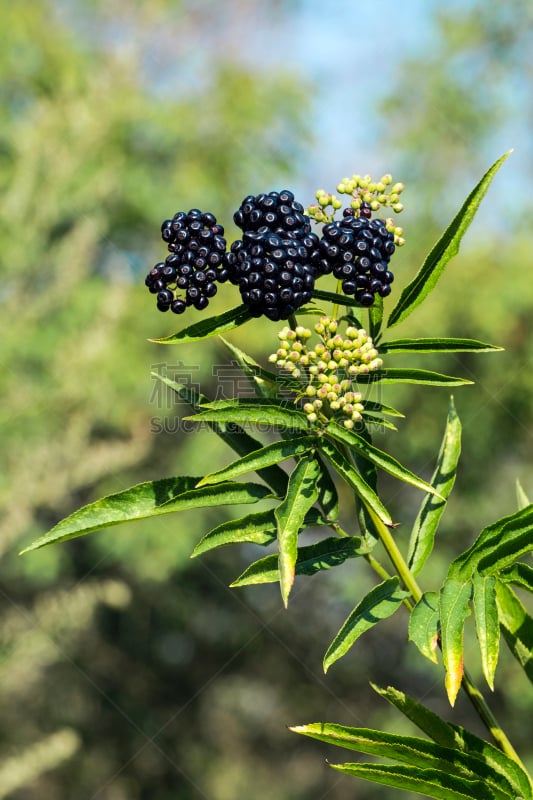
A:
[[151, 373, 289, 496], [450, 505, 533, 581], [185, 402, 311, 432], [329, 762, 501, 800], [276, 454, 321, 606], [290, 724, 514, 799], [196, 435, 317, 487], [312, 288, 365, 309], [408, 396, 462, 576], [439, 578, 472, 706], [149, 304, 252, 343], [495, 581, 533, 685], [372, 684, 533, 800], [20, 478, 272, 554], [325, 420, 442, 497], [473, 574, 500, 690], [363, 400, 405, 418], [219, 336, 280, 400], [318, 439, 393, 527], [191, 509, 278, 556], [315, 452, 339, 521], [516, 480, 531, 510], [356, 368, 474, 387], [409, 591, 440, 664], [387, 151, 511, 328], [231, 536, 363, 587], [499, 562, 533, 593], [379, 337, 503, 354], [323, 578, 408, 672], [368, 294, 383, 340]]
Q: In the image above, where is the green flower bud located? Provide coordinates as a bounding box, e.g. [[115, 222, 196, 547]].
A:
[[381, 174, 393, 185], [327, 391, 338, 402], [343, 419, 355, 430], [307, 412, 318, 424], [303, 402, 314, 414], [391, 182, 404, 194], [313, 398, 323, 410], [332, 197, 342, 209], [392, 202, 404, 213], [308, 365, 319, 375], [317, 386, 328, 399], [305, 385, 317, 397], [295, 325, 311, 339], [330, 400, 340, 411], [268, 353, 278, 363], [328, 360, 338, 371], [370, 199, 380, 211]]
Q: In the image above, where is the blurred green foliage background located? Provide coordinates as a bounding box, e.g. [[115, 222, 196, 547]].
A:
[[1, 1, 532, 798]]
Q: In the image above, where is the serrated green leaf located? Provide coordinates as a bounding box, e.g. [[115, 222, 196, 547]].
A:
[[440, 578, 472, 705], [276, 454, 321, 606], [323, 578, 408, 672], [318, 439, 393, 527], [325, 420, 442, 497], [149, 305, 252, 343], [360, 414, 398, 431], [197, 435, 317, 487], [409, 592, 440, 664], [473, 574, 500, 690], [499, 562, 533, 593], [20, 479, 272, 554], [363, 401, 405, 418], [356, 368, 474, 387], [372, 684, 532, 800], [185, 402, 311, 432], [450, 505, 533, 581], [379, 337, 503, 354], [329, 762, 501, 800], [151, 373, 289, 496], [408, 397, 462, 576], [290, 723, 514, 799], [231, 535, 363, 587], [387, 151, 511, 328], [495, 581, 533, 685], [368, 294, 384, 340]]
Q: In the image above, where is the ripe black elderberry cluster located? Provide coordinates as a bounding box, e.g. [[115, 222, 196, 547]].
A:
[[317, 207, 395, 306], [225, 190, 320, 321], [145, 210, 229, 314]]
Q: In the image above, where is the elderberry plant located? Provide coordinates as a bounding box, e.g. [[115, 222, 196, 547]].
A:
[[22, 151, 533, 800]]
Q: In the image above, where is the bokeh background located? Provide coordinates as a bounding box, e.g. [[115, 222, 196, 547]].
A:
[[1, 1, 532, 798]]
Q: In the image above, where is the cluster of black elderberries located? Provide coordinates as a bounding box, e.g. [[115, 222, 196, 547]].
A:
[[144, 177, 404, 318], [144, 210, 229, 314], [224, 190, 320, 321]]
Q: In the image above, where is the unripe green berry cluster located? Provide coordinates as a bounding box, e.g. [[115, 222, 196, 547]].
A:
[[268, 316, 382, 429], [307, 173, 405, 247]]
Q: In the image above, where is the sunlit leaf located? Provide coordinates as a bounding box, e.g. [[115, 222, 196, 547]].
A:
[[356, 368, 474, 387], [498, 562, 533, 594], [230, 536, 363, 587], [149, 305, 252, 343], [379, 337, 503, 354], [409, 592, 440, 664], [439, 578, 472, 706], [196, 435, 318, 487], [387, 151, 512, 328], [20, 479, 272, 554], [315, 452, 339, 521], [312, 288, 364, 309], [219, 336, 280, 399], [276, 454, 321, 606], [495, 581, 533, 685], [323, 578, 408, 672], [319, 439, 393, 527], [408, 397, 461, 576], [185, 402, 311, 432], [473, 574, 499, 690], [516, 480, 531, 510]]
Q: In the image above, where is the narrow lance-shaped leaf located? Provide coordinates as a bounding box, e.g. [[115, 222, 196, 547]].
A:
[[149, 304, 252, 343], [356, 368, 474, 387], [408, 592, 440, 664], [516, 479, 530, 510], [387, 151, 511, 328], [185, 402, 311, 432], [439, 578, 472, 706], [230, 536, 363, 587], [276, 453, 321, 606], [151, 373, 289, 496], [323, 578, 409, 672], [329, 762, 500, 800], [20, 478, 272, 554], [408, 396, 462, 576], [495, 581, 533, 685], [379, 337, 503, 354], [312, 288, 365, 309], [472, 574, 499, 690], [325, 419, 443, 498], [498, 562, 533, 594], [319, 439, 393, 527], [196, 435, 318, 487], [315, 452, 339, 521], [371, 684, 533, 800], [219, 336, 280, 400], [289, 723, 514, 798], [191, 507, 328, 558]]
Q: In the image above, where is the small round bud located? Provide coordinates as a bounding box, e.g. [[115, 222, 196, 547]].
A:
[[307, 412, 318, 424], [305, 385, 317, 397]]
